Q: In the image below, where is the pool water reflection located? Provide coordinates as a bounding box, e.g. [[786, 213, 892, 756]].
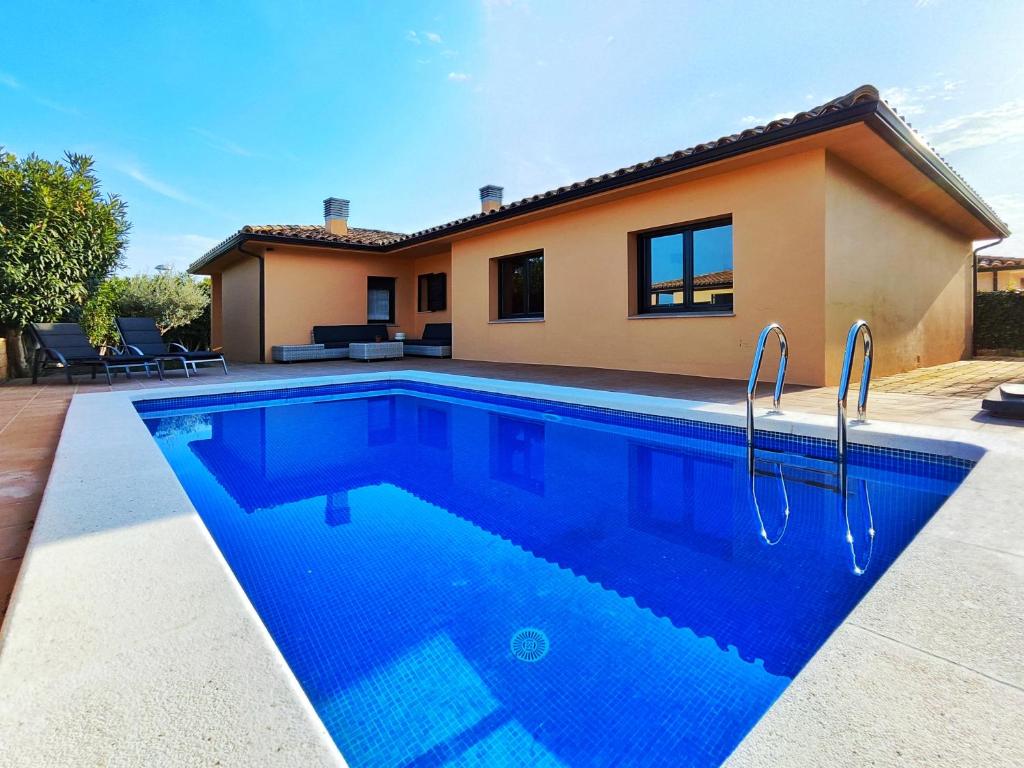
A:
[[144, 389, 968, 767]]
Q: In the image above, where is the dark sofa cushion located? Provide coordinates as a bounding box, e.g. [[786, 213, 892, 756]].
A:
[[421, 323, 452, 342], [312, 325, 390, 347]]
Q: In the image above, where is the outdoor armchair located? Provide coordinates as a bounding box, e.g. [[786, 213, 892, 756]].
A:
[[116, 317, 228, 377]]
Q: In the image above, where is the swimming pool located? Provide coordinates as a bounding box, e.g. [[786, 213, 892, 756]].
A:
[[139, 380, 971, 767]]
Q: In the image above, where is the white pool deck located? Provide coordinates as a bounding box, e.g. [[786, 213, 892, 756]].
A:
[[0, 369, 1021, 767]]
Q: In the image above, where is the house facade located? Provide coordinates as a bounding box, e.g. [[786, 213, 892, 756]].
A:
[[977, 255, 1024, 292], [191, 85, 1008, 386]]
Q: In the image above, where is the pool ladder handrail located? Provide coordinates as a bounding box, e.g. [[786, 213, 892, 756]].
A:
[[749, 458, 791, 546], [837, 320, 873, 461], [746, 323, 789, 448], [838, 460, 875, 575]]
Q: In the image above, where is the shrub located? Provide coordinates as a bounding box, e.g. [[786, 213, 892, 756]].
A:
[[975, 291, 1024, 352], [81, 277, 127, 346], [80, 272, 211, 349]]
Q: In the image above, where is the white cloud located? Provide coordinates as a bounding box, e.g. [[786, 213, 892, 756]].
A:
[[407, 30, 444, 45], [985, 194, 1024, 251], [447, 72, 471, 82], [115, 163, 200, 206], [738, 111, 793, 126], [881, 86, 927, 117], [190, 127, 252, 157], [0, 69, 79, 114], [924, 100, 1024, 153], [32, 96, 79, 115], [881, 79, 963, 121]]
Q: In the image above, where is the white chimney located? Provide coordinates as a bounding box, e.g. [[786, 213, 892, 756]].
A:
[[479, 185, 503, 214], [324, 197, 350, 235]]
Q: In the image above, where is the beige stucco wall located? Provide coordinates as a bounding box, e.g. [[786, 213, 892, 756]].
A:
[[824, 155, 973, 384], [411, 251, 453, 338], [262, 247, 452, 361], [451, 150, 829, 385], [220, 257, 261, 363]]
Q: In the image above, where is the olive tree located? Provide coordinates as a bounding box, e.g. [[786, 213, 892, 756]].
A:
[[0, 150, 129, 376], [115, 272, 209, 335]]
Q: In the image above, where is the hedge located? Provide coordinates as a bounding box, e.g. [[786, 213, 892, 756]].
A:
[[975, 290, 1024, 352]]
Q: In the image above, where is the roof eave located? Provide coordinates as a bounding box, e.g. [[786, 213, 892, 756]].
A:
[[189, 231, 390, 274], [865, 105, 1010, 239]]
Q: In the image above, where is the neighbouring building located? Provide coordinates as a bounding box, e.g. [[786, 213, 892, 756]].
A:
[[190, 85, 1009, 386], [977, 255, 1024, 292]]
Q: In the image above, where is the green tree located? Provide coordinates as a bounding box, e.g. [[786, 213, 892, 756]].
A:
[[0, 150, 129, 376], [114, 272, 209, 336]]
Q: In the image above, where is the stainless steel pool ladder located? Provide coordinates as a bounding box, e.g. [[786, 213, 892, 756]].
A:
[[749, 458, 791, 545], [837, 320, 873, 461], [746, 323, 789, 449], [838, 460, 875, 575]]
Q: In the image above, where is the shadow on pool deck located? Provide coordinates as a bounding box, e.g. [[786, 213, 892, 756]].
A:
[[1, 355, 1022, 621]]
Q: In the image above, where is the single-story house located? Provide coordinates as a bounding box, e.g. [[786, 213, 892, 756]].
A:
[[977, 255, 1024, 291], [190, 85, 1009, 386]]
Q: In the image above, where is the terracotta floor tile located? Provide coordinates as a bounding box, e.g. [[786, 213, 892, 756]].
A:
[[0, 523, 34, 560]]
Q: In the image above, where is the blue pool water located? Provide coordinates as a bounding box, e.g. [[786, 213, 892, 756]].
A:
[[140, 381, 971, 767]]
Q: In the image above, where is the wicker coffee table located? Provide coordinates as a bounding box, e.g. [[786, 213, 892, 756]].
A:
[[348, 341, 404, 361]]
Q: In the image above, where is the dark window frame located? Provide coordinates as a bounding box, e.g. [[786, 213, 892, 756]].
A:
[[497, 250, 544, 319], [417, 272, 447, 312], [367, 276, 396, 324], [636, 217, 733, 315]]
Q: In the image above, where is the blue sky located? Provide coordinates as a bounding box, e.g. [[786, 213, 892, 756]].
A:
[[2, 0, 1023, 273]]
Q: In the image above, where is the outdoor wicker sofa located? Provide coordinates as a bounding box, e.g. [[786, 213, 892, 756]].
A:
[[401, 323, 452, 357]]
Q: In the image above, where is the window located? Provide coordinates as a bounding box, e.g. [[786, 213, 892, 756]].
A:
[[367, 276, 395, 323], [498, 251, 544, 319], [417, 273, 447, 312], [489, 414, 545, 494], [637, 219, 733, 314]]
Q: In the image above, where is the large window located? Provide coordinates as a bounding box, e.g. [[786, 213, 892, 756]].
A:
[[637, 219, 733, 314], [417, 272, 447, 312], [498, 251, 544, 319], [367, 276, 395, 323]]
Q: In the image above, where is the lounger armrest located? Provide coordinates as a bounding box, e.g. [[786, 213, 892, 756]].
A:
[[168, 342, 190, 353], [36, 346, 69, 366], [124, 344, 146, 356]]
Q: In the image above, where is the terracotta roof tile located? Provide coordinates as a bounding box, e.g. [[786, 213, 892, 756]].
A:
[[240, 224, 406, 246], [651, 270, 734, 291], [979, 255, 1024, 269]]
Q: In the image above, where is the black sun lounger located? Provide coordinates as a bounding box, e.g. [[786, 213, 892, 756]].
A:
[[981, 382, 1024, 419], [29, 322, 162, 385], [116, 316, 228, 377]]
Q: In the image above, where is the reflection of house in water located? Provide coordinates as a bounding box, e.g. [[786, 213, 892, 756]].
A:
[[189, 397, 453, 522], [489, 415, 545, 495]]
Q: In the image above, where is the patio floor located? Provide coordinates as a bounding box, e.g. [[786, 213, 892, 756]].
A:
[[2, 355, 1022, 621]]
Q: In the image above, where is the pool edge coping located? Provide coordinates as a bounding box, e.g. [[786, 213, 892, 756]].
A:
[[2, 369, 1021, 767]]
